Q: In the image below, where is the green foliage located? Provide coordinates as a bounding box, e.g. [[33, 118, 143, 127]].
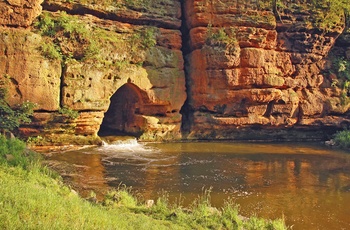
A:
[[114, 60, 131, 71], [0, 135, 38, 169], [256, 0, 273, 10], [70, 0, 149, 9], [34, 11, 56, 37], [103, 187, 287, 230], [26, 135, 45, 146], [206, 25, 237, 47], [140, 27, 157, 49], [0, 78, 36, 133], [334, 130, 350, 149], [0, 100, 36, 131], [35, 11, 157, 66], [312, 0, 349, 31], [149, 192, 174, 220], [41, 41, 62, 60], [58, 106, 79, 120], [221, 200, 242, 229], [346, 12, 350, 32], [103, 186, 138, 208], [34, 11, 96, 61], [124, 0, 149, 9], [0, 160, 180, 230], [336, 58, 350, 79], [330, 57, 350, 104], [58, 0, 153, 11], [273, 0, 350, 31], [0, 80, 7, 99], [130, 27, 157, 53]]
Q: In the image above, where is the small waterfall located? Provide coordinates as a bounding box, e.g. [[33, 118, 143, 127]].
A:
[[99, 137, 158, 154]]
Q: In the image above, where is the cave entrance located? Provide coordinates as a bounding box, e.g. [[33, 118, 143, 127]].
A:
[[98, 83, 145, 137]]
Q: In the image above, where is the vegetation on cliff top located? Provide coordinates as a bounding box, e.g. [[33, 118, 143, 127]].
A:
[[34, 11, 157, 66], [254, 0, 350, 31], [78, 0, 151, 10], [284, 0, 349, 30], [0, 136, 288, 229]]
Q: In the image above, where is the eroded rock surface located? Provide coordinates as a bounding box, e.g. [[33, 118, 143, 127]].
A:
[[0, 0, 186, 144], [183, 0, 350, 140], [0, 0, 349, 144], [0, 28, 61, 111], [0, 0, 43, 27]]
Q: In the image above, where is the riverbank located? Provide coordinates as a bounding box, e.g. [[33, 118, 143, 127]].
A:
[[0, 162, 183, 229], [0, 136, 287, 229]]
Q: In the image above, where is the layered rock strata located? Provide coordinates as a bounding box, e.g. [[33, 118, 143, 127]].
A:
[[1, 0, 186, 144], [182, 0, 350, 140], [0, 0, 349, 144]]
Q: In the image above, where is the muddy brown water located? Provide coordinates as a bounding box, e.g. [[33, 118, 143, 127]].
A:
[[45, 139, 350, 230]]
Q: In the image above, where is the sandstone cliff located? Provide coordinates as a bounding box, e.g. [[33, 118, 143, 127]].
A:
[[0, 0, 349, 144], [182, 0, 350, 141]]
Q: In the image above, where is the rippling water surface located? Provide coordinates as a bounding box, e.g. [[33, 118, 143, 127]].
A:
[[47, 139, 350, 230]]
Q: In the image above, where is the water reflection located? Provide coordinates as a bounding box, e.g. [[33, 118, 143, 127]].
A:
[[45, 148, 109, 199], [47, 141, 350, 230]]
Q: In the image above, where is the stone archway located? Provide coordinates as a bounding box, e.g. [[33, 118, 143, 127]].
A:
[[98, 83, 145, 137]]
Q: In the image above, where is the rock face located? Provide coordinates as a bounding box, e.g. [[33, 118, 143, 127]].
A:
[[0, 28, 61, 111], [0, 0, 44, 27], [182, 0, 350, 141], [0, 0, 186, 144], [0, 0, 349, 144]]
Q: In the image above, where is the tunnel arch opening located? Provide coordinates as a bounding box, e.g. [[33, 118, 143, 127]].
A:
[[98, 83, 146, 137]]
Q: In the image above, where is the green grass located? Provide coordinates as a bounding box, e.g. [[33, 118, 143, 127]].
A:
[[0, 135, 288, 229], [0, 167, 183, 230]]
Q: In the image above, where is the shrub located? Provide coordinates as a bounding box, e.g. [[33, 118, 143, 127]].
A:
[[58, 106, 79, 120], [0, 101, 36, 133], [40, 41, 62, 60], [34, 11, 56, 37], [140, 27, 157, 49], [334, 130, 350, 149], [26, 135, 45, 146], [329, 57, 350, 104], [0, 77, 36, 133], [206, 25, 237, 47]]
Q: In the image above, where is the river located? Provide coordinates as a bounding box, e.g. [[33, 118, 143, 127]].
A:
[[45, 139, 350, 230]]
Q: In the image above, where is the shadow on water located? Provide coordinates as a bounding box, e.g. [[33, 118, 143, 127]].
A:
[[46, 140, 350, 230]]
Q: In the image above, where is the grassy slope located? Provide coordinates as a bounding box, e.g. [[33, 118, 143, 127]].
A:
[[0, 165, 183, 230]]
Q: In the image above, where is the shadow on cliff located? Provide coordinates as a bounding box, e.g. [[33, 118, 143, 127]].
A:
[[98, 83, 144, 138]]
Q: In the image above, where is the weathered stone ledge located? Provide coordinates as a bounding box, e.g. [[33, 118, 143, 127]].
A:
[[42, 1, 182, 29]]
